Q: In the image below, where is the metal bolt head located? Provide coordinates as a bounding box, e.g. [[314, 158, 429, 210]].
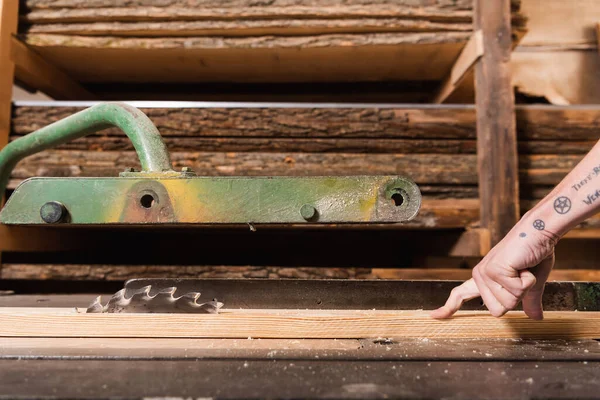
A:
[[300, 204, 317, 221], [40, 201, 67, 224]]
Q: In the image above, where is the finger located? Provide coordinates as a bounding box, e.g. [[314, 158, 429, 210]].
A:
[[484, 262, 527, 299], [473, 267, 508, 318], [430, 279, 480, 319], [522, 252, 555, 320], [481, 272, 521, 311]]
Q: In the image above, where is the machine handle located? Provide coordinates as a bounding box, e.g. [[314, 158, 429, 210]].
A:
[[0, 102, 173, 196]]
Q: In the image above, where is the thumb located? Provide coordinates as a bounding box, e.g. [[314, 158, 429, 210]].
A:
[[521, 251, 555, 320]]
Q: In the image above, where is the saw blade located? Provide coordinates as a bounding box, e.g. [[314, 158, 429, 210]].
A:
[[86, 285, 224, 313]]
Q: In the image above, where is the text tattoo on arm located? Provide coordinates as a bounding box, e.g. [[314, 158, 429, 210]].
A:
[[572, 165, 600, 192], [583, 189, 600, 206]]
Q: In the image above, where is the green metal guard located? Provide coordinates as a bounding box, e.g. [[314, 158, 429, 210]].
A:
[[0, 103, 422, 225], [0, 102, 172, 196]]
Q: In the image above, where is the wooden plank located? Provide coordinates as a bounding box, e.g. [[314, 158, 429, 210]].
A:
[[20, 1, 477, 21], [13, 105, 600, 141], [0, 308, 598, 339], [21, 0, 486, 10], [474, 0, 520, 247], [23, 33, 469, 83], [23, 19, 473, 37], [5, 150, 587, 188], [11, 105, 481, 139], [10, 37, 94, 100], [9, 134, 478, 154], [9, 133, 594, 155], [433, 30, 483, 103], [18, 0, 524, 29], [9, 151, 479, 185]]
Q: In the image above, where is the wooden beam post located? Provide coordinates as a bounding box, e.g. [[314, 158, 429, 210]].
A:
[[0, 0, 19, 261], [474, 0, 520, 247], [0, 0, 18, 151]]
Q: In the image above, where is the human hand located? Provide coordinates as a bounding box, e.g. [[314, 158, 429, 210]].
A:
[[431, 217, 558, 320]]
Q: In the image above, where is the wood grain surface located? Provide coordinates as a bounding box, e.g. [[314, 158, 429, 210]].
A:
[[0, 308, 598, 340]]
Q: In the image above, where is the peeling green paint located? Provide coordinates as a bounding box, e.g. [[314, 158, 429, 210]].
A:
[[1, 175, 421, 225]]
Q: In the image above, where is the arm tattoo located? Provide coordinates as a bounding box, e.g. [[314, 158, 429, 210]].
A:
[[554, 196, 572, 214], [583, 189, 600, 206], [533, 219, 545, 230], [572, 165, 600, 192]]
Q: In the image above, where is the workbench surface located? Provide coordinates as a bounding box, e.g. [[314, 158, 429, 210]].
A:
[[0, 293, 598, 399]]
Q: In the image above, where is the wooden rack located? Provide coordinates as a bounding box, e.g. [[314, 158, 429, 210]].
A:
[[0, 0, 598, 280]]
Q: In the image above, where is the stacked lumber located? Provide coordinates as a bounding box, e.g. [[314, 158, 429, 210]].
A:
[[6, 1, 600, 284], [9, 104, 599, 206], [5, 102, 600, 282], [16, 0, 525, 100]]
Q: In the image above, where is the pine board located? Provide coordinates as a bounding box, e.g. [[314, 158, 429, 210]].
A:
[[0, 308, 598, 340]]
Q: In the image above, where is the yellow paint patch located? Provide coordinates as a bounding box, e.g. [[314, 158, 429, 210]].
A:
[[161, 179, 206, 222]]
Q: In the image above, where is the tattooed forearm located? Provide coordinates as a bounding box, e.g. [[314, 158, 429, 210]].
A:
[[572, 165, 600, 192]]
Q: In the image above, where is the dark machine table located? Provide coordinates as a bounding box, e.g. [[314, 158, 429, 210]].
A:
[[0, 279, 598, 399]]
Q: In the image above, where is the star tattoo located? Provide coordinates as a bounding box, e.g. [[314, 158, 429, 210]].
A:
[[533, 219, 545, 230], [554, 196, 572, 215]]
